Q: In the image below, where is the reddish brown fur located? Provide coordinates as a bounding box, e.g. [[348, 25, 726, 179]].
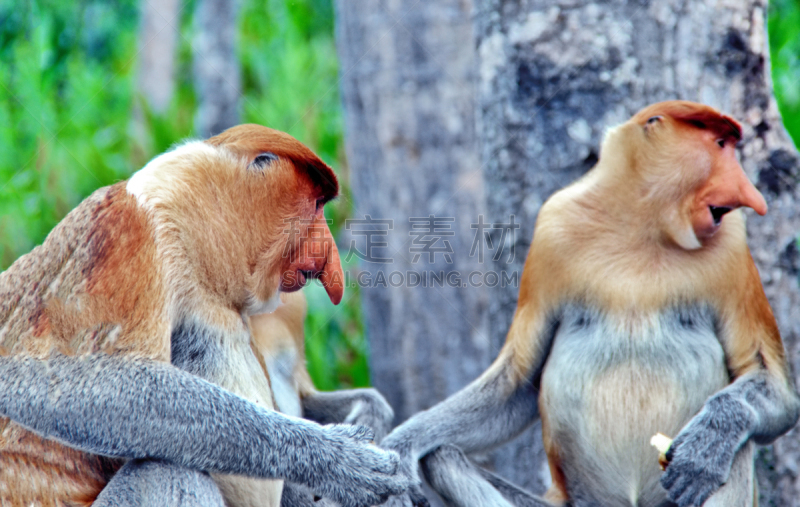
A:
[[0, 125, 341, 505], [207, 124, 338, 203], [540, 406, 569, 506], [631, 100, 742, 142], [0, 184, 163, 504]]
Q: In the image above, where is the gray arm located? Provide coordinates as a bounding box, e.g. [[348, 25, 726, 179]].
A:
[[279, 388, 396, 506], [662, 371, 800, 507], [303, 388, 395, 443], [381, 355, 540, 464], [379, 355, 540, 507], [0, 353, 412, 507]]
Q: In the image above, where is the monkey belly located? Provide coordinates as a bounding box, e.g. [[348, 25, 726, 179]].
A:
[[539, 305, 729, 507], [0, 418, 122, 505]]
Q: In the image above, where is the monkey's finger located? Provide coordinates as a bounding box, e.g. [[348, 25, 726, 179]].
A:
[[686, 482, 716, 507], [659, 460, 681, 489], [661, 471, 691, 504], [358, 447, 401, 475]]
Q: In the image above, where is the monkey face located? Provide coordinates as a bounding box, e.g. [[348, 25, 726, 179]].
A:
[[629, 101, 767, 249], [685, 130, 766, 241], [127, 125, 345, 314], [205, 124, 345, 308], [275, 192, 344, 305]]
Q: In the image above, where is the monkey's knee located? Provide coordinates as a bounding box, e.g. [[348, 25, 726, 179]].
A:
[[421, 446, 555, 507], [94, 459, 225, 507]]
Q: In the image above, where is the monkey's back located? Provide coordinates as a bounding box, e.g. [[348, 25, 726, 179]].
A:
[[0, 182, 168, 504]]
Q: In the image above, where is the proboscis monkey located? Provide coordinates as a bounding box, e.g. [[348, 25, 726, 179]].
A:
[[0, 125, 412, 507], [380, 101, 800, 507], [249, 291, 395, 506]]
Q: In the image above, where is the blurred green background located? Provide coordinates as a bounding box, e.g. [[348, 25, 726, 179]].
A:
[[0, 0, 798, 390]]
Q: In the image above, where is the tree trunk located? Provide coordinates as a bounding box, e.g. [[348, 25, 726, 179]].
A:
[[136, 0, 181, 114], [133, 0, 181, 151], [475, 0, 800, 502], [337, 0, 800, 503], [193, 0, 241, 138], [334, 0, 491, 423]]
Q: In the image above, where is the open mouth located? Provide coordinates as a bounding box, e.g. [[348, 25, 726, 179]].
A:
[[709, 206, 732, 226], [280, 269, 318, 293], [297, 269, 320, 287]]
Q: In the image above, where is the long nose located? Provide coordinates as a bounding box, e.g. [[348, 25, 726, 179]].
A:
[[737, 174, 767, 216], [316, 222, 344, 305], [712, 159, 767, 216]]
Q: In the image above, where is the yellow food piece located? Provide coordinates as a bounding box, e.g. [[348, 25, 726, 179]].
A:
[[650, 433, 673, 471]]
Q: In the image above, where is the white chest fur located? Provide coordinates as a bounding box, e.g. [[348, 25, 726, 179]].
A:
[[264, 349, 303, 418], [540, 304, 729, 507], [212, 333, 284, 506]]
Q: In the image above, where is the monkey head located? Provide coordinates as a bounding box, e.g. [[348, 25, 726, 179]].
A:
[[602, 100, 767, 250], [127, 124, 344, 315]]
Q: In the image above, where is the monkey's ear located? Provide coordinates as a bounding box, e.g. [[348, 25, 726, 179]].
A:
[[250, 152, 279, 170]]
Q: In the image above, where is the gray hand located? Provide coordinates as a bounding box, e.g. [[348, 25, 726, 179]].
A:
[[661, 395, 753, 506], [299, 424, 414, 507], [378, 440, 429, 507]]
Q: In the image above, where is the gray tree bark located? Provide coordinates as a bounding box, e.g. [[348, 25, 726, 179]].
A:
[[334, 0, 491, 423], [133, 0, 182, 152], [193, 0, 241, 138], [475, 0, 800, 502], [136, 0, 181, 114], [336, 0, 800, 504]]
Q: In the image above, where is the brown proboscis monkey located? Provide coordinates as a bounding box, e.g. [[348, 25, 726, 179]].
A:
[[381, 101, 799, 507]]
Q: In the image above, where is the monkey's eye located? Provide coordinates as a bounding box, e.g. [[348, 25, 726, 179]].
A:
[[646, 116, 662, 124], [716, 139, 725, 148], [250, 152, 278, 170]]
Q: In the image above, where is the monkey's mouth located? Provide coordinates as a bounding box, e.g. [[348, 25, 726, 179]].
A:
[[297, 269, 318, 285], [709, 206, 732, 226], [280, 269, 319, 293]]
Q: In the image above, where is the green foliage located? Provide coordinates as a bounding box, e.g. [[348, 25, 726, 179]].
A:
[[769, 0, 800, 148], [0, 0, 369, 390], [0, 0, 139, 267]]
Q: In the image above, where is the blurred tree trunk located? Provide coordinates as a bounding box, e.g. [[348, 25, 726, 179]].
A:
[[337, 0, 800, 504], [137, 0, 180, 113], [475, 0, 800, 502], [334, 0, 492, 424], [193, 0, 241, 137], [133, 0, 181, 151]]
